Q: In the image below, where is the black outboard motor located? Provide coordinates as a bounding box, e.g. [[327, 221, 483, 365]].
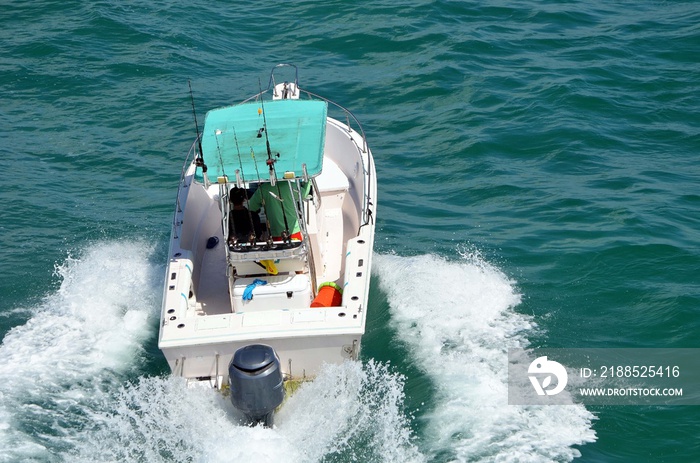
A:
[[228, 344, 285, 427]]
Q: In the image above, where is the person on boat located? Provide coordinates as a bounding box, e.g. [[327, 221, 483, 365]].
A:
[[228, 187, 262, 243], [247, 180, 310, 241]]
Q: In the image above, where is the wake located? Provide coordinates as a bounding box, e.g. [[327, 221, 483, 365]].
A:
[[374, 251, 596, 462]]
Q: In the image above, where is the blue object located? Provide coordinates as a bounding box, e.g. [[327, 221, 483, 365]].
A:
[[243, 279, 268, 301], [201, 99, 328, 182]]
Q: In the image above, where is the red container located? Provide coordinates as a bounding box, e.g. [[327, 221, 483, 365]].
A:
[[310, 282, 343, 307]]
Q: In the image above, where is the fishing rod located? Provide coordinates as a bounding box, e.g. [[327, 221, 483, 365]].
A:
[[213, 130, 228, 180], [250, 147, 274, 247], [213, 130, 234, 242], [188, 80, 208, 178], [231, 126, 257, 245], [258, 79, 291, 242]]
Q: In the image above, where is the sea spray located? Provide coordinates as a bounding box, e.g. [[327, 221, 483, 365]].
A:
[[70, 361, 423, 463], [277, 360, 424, 463], [374, 252, 597, 462], [0, 241, 159, 463], [0, 240, 424, 462]]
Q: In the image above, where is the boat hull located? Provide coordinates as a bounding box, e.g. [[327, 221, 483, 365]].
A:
[[159, 107, 376, 387], [161, 332, 361, 384]]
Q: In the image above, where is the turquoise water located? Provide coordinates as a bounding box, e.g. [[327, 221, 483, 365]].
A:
[[2, 1, 699, 461]]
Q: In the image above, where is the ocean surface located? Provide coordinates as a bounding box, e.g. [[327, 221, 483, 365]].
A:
[[1, 1, 698, 462]]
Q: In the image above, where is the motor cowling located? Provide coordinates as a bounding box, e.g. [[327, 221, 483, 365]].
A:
[[228, 344, 285, 427]]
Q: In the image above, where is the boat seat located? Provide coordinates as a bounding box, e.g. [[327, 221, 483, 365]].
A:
[[315, 158, 348, 194], [231, 273, 312, 312]]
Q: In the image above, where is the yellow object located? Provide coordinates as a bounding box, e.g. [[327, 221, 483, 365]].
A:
[[283, 171, 295, 179], [217, 176, 228, 184], [283, 378, 305, 396], [260, 260, 278, 275], [276, 378, 309, 411]]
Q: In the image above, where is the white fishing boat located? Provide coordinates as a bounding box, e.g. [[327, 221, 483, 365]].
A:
[[158, 64, 376, 425]]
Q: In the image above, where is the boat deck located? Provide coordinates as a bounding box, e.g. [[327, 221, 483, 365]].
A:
[[196, 244, 231, 315]]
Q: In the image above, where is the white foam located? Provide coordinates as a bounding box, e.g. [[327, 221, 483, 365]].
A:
[[69, 375, 291, 463], [0, 240, 159, 462], [69, 361, 423, 463], [276, 360, 424, 462], [1, 240, 595, 462], [0, 238, 422, 462], [374, 251, 597, 462], [0, 240, 424, 463]]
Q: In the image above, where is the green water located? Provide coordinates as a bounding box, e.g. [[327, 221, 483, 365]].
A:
[[1, 1, 699, 461]]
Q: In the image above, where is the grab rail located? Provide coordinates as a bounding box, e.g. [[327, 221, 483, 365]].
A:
[[172, 139, 198, 239]]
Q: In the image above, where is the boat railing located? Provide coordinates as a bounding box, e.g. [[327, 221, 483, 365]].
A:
[[297, 89, 374, 229], [301, 90, 369, 154], [236, 88, 374, 230], [172, 139, 199, 238], [240, 89, 368, 155]]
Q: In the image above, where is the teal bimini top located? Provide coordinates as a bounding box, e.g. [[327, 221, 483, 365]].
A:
[[200, 99, 328, 183]]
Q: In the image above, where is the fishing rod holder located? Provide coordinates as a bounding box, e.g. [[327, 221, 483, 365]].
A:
[[228, 239, 304, 257]]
